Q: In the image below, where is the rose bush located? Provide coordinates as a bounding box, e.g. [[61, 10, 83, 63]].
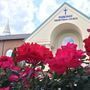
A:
[[0, 37, 90, 90], [0, 43, 54, 90]]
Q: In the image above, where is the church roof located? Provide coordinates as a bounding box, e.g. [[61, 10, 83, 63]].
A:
[[26, 2, 90, 41], [0, 34, 30, 41]]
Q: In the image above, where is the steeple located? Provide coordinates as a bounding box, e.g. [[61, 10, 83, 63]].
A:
[[3, 19, 11, 35]]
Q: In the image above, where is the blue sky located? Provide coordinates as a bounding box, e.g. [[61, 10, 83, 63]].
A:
[[0, 0, 89, 34]]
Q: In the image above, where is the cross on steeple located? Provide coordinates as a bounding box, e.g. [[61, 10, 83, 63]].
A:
[[64, 8, 67, 15]]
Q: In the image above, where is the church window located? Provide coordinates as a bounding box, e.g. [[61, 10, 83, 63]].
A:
[[62, 37, 74, 45], [6, 49, 13, 57]]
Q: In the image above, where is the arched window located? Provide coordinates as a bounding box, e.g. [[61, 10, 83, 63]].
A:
[[62, 37, 74, 45], [6, 49, 13, 57]]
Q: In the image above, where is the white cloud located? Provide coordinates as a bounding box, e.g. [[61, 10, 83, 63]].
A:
[[70, 0, 90, 16], [0, 0, 36, 18], [10, 27, 19, 34], [0, 27, 4, 34], [37, 0, 59, 22], [22, 21, 36, 34], [0, 0, 9, 18], [0, 0, 36, 34]]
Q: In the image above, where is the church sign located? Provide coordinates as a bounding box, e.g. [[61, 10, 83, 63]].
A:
[[54, 8, 78, 21]]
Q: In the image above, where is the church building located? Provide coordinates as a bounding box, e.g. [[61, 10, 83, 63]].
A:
[[25, 3, 90, 53]]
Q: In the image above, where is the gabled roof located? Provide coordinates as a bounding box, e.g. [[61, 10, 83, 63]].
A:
[[0, 34, 30, 41], [26, 2, 90, 41]]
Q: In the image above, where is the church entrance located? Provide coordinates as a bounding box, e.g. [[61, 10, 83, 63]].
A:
[[50, 23, 83, 53]]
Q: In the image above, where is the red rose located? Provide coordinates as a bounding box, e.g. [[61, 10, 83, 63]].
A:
[[0, 56, 14, 69], [49, 43, 83, 75], [15, 43, 53, 65], [83, 36, 90, 56], [56, 43, 83, 68], [49, 58, 67, 75], [8, 74, 19, 82], [0, 87, 10, 90], [14, 43, 30, 62], [11, 66, 21, 72]]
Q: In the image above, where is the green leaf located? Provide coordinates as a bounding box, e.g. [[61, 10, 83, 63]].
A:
[[11, 48, 16, 57], [0, 68, 4, 74], [5, 69, 12, 77], [53, 73, 58, 79], [41, 65, 45, 70], [81, 55, 86, 59], [1, 80, 10, 87]]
